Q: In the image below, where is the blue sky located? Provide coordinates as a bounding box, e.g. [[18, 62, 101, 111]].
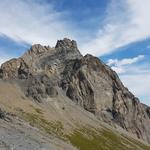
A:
[[0, 0, 150, 105]]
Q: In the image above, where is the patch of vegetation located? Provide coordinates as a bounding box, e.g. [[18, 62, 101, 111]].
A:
[[21, 111, 150, 150], [34, 108, 43, 114], [29, 105, 43, 114], [67, 127, 150, 150], [122, 135, 150, 150], [23, 113, 64, 138]]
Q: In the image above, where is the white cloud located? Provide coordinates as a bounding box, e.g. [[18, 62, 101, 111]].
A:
[[120, 72, 150, 105], [0, 0, 81, 65], [119, 55, 144, 65], [0, 0, 150, 57], [107, 55, 144, 66], [80, 0, 150, 56], [107, 55, 150, 105], [107, 55, 144, 74], [0, 57, 10, 65], [0, 53, 12, 65], [0, 0, 76, 46], [111, 66, 124, 74]]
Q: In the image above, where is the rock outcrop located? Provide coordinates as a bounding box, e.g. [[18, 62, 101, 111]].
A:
[[26, 75, 58, 102], [0, 38, 150, 143], [0, 108, 6, 119], [60, 54, 150, 142]]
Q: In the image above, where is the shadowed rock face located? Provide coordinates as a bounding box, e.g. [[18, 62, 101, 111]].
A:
[[26, 75, 58, 103], [0, 38, 150, 143], [0, 108, 6, 119], [60, 54, 150, 142]]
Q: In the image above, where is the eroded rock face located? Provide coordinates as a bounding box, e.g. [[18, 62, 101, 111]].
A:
[[0, 69, 3, 78], [0, 38, 150, 143], [0, 108, 6, 120], [1, 58, 31, 79], [1, 58, 21, 79], [60, 54, 150, 142], [61, 55, 115, 113], [0, 38, 82, 80], [26, 75, 58, 102], [146, 106, 150, 119]]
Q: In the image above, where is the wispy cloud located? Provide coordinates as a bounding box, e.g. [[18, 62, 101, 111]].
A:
[[121, 72, 150, 105], [1, 0, 150, 57], [80, 0, 150, 56], [107, 55, 144, 66], [0, 0, 80, 65], [0, 51, 12, 65], [107, 54, 150, 105], [107, 55, 144, 73], [0, 0, 76, 46]]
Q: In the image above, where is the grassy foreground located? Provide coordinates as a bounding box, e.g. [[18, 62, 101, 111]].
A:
[[22, 111, 150, 150]]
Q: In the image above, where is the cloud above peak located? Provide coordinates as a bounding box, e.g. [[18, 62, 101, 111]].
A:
[[0, 0, 150, 57], [0, 0, 75, 46]]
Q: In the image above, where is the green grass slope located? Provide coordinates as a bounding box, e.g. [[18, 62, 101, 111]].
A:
[[23, 112, 150, 150]]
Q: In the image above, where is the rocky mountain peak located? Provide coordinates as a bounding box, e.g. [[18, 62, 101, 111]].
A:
[[0, 38, 150, 144], [55, 38, 78, 49], [55, 38, 82, 59], [29, 44, 50, 55], [0, 38, 82, 80], [22, 44, 53, 61]]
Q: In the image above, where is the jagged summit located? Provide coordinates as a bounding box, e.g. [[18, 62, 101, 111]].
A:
[[0, 38, 82, 79], [55, 38, 78, 49], [29, 44, 49, 54], [0, 38, 150, 146], [24, 38, 80, 59]]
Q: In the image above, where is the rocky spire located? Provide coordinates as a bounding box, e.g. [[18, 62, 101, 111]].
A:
[[55, 38, 82, 60], [0, 38, 82, 79], [55, 38, 78, 49], [28, 44, 49, 55]]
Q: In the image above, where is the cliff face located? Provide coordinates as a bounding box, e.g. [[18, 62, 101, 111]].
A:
[[61, 54, 150, 143], [0, 38, 150, 143]]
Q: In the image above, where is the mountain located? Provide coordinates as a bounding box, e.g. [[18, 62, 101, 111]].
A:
[[0, 38, 150, 150]]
